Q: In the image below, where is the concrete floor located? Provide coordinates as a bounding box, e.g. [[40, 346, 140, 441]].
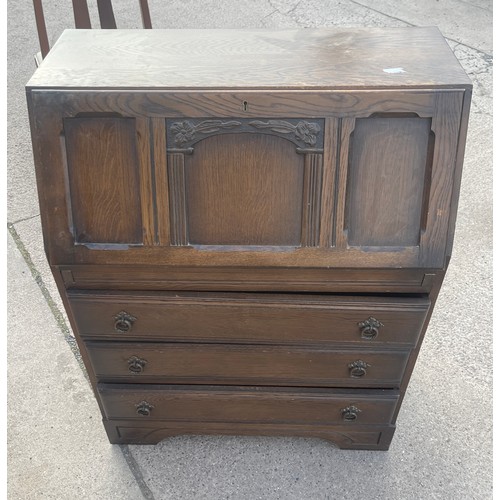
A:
[[7, 1, 492, 499]]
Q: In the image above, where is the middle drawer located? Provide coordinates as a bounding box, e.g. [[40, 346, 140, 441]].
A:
[[85, 341, 410, 388]]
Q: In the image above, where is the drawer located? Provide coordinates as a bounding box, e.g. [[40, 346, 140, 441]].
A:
[[69, 291, 430, 347], [86, 341, 410, 387], [98, 384, 399, 425]]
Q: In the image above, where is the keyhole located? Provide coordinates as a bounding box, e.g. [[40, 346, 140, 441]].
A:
[[242, 100, 248, 111]]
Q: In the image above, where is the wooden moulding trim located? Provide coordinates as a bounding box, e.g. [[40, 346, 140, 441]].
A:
[[59, 265, 436, 291], [104, 420, 396, 449], [28, 89, 447, 119]]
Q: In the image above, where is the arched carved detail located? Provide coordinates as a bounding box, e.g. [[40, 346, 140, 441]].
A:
[[166, 117, 324, 153]]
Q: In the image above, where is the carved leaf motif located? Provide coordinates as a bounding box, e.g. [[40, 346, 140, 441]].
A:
[[248, 120, 320, 146], [194, 120, 241, 134], [249, 120, 297, 134], [168, 118, 323, 150], [171, 120, 241, 145], [295, 121, 321, 146]]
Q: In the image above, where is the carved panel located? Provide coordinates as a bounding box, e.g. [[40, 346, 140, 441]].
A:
[[164, 117, 325, 249], [167, 118, 324, 152]]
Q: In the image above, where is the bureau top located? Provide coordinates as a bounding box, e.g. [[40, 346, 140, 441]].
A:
[[27, 27, 471, 90]]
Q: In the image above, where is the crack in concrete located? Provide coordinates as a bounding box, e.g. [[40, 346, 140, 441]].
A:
[[268, 0, 302, 18], [8, 221, 155, 500], [348, 0, 414, 26], [348, 0, 492, 57], [445, 36, 492, 57], [119, 445, 156, 500], [286, 0, 302, 15], [260, 8, 279, 23], [9, 213, 41, 225], [454, 0, 492, 12], [7, 222, 84, 375]]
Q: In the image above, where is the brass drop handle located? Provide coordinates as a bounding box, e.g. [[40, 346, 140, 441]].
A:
[[348, 360, 370, 378], [135, 401, 154, 417], [113, 311, 137, 333], [127, 356, 147, 374], [341, 405, 361, 422], [358, 317, 384, 340]]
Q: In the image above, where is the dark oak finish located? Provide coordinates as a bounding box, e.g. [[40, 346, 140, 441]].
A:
[[184, 134, 304, 247], [27, 89, 465, 269], [103, 419, 396, 449], [346, 116, 432, 247], [98, 384, 399, 425], [60, 265, 438, 293], [27, 28, 470, 89], [69, 291, 430, 347], [86, 341, 411, 387], [64, 117, 143, 244], [27, 27, 471, 450]]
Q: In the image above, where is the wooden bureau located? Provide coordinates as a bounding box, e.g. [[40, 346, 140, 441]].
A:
[[26, 27, 471, 450]]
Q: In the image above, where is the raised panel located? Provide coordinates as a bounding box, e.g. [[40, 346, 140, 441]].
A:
[[64, 117, 143, 244], [345, 116, 432, 247], [184, 133, 304, 246]]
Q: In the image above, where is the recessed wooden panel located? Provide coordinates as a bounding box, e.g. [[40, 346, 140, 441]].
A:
[[346, 117, 432, 247], [64, 117, 143, 244], [184, 133, 304, 246]]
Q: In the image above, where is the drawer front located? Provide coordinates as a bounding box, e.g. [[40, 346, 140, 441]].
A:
[[69, 291, 430, 347], [98, 384, 399, 425], [86, 342, 410, 387]]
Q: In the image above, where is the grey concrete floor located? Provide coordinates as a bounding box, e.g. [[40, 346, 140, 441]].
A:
[[7, 1, 492, 499]]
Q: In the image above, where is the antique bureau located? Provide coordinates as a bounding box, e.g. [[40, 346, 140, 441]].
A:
[[27, 27, 471, 450]]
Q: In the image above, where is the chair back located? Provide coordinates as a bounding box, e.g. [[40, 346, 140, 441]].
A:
[[32, 0, 152, 62]]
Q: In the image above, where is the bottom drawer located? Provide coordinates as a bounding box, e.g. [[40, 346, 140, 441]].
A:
[[98, 384, 399, 426]]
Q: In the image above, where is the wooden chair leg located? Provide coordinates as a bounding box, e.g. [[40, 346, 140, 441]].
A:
[[32, 0, 50, 59], [71, 0, 92, 28], [139, 0, 153, 29], [97, 0, 117, 29]]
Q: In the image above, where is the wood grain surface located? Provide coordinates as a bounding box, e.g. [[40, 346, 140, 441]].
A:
[[85, 341, 411, 387], [98, 384, 399, 425], [27, 28, 471, 90], [26, 26, 472, 450], [60, 265, 437, 293], [345, 116, 432, 247], [103, 419, 396, 449], [68, 290, 430, 347], [184, 133, 304, 246], [64, 117, 143, 244]]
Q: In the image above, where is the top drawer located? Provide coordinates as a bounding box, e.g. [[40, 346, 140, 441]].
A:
[[68, 291, 429, 347]]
